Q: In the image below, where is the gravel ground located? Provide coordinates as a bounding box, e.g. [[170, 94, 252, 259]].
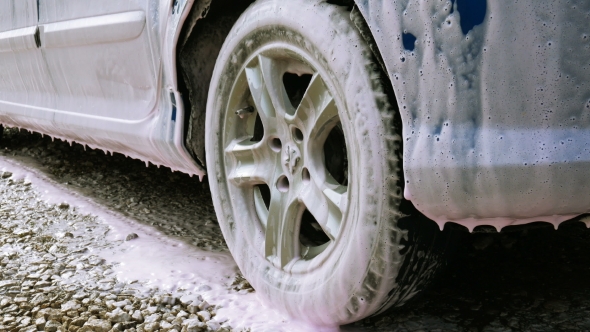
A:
[[0, 129, 246, 331], [2, 127, 590, 332]]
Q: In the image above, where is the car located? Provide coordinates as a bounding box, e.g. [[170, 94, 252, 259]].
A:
[[1, 0, 588, 327]]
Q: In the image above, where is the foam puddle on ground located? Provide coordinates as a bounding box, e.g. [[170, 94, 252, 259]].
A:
[[0, 154, 344, 332]]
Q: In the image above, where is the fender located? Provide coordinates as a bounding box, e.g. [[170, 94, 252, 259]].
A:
[[355, 0, 590, 230]]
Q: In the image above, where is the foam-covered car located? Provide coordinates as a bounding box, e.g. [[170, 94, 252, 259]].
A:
[[1, 0, 588, 326]]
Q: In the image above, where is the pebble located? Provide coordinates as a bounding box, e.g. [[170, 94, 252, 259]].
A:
[[125, 233, 139, 241], [197, 311, 211, 322], [107, 308, 130, 323], [44, 319, 62, 332], [82, 318, 111, 332]]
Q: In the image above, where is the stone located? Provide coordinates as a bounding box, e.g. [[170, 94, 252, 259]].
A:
[[111, 300, 131, 309], [120, 321, 136, 330], [71, 317, 87, 327], [144, 306, 158, 315], [35, 317, 47, 331], [106, 308, 130, 323], [82, 318, 111, 332], [197, 301, 210, 311], [44, 319, 62, 332], [31, 293, 49, 306], [183, 319, 205, 332], [20, 316, 32, 326], [110, 322, 123, 331], [0, 280, 19, 288], [62, 300, 81, 312], [160, 295, 177, 306], [143, 314, 161, 324], [179, 295, 202, 306], [206, 321, 221, 331], [196, 311, 210, 322], [143, 322, 159, 332], [13, 296, 28, 304], [3, 303, 18, 313], [159, 321, 173, 330], [13, 228, 32, 237], [72, 292, 88, 300], [0, 297, 10, 307], [37, 308, 63, 321], [88, 305, 103, 314], [131, 310, 143, 322], [125, 233, 139, 241], [187, 304, 199, 314], [62, 316, 72, 328]]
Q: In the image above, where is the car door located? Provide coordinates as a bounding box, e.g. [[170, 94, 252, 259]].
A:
[[0, 0, 54, 114], [37, 0, 158, 121]]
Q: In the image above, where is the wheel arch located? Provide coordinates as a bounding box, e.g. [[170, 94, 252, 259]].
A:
[[175, 0, 392, 170], [176, 0, 255, 168]]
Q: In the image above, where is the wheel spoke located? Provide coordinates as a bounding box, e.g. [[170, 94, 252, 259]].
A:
[[258, 55, 295, 117], [245, 65, 275, 124], [299, 178, 346, 240], [254, 187, 269, 227], [323, 184, 348, 214], [265, 188, 299, 267], [225, 137, 275, 186], [245, 55, 293, 129], [292, 73, 338, 135]]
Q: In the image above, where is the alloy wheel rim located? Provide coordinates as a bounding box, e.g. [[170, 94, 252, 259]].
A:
[[222, 46, 349, 270]]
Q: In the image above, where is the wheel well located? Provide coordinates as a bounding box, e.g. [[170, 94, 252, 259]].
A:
[[176, 0, 395, 170], [177, 0, 255, 168]]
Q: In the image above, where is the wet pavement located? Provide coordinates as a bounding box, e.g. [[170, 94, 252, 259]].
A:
[[2, 128, 590, 332]]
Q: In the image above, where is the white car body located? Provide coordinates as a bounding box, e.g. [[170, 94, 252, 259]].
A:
[[359, 0, 590, 231], [0, 0, 203, 177], [1, 0, 590, 232]]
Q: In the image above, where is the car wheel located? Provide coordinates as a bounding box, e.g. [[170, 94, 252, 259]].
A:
[[205, 0, 451, 325]]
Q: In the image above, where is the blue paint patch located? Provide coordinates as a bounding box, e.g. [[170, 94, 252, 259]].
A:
[[451, 0, 487, 35], [170, 92, 177, 122], [433, 122, 443, 136], [402, 33, 417, 51]]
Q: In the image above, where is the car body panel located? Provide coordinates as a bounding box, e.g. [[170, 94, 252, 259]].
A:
[[1, 0, 589, 230], [0, 0, 37, 32], [0, 0, 204, 178], [356, 0, 590, 230]]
